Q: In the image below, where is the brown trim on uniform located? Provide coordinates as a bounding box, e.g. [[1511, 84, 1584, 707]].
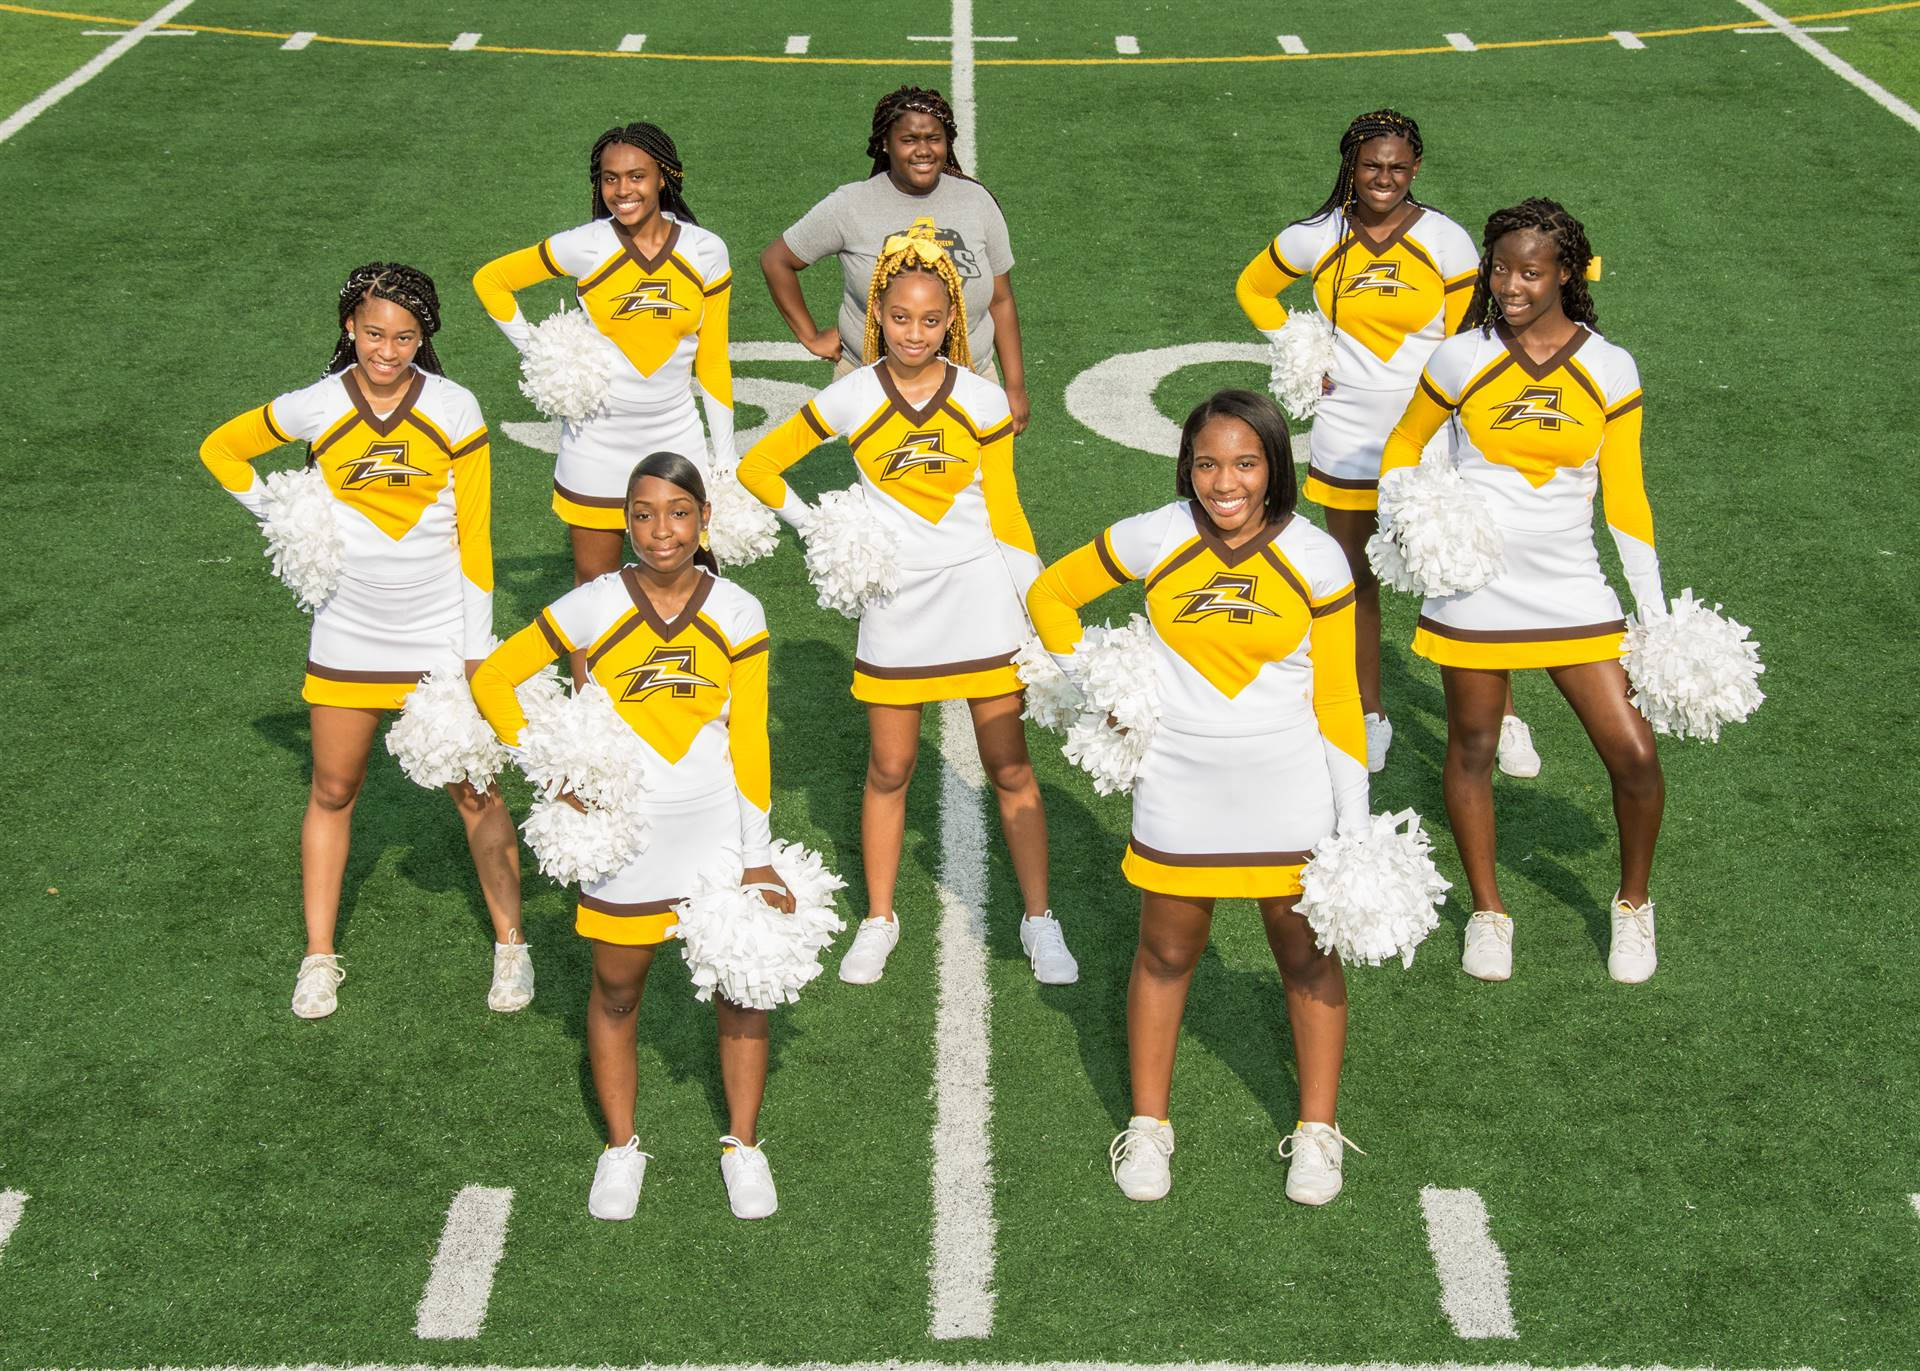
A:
[[1306, 464, 1379, 491], [1419, 375, 1457, 411], [875, 359, 958, 428], [1093, 531, 1129, 585], [1443, 274, 1475, 293], [1143, 539, 1206, 592], [689, 614, 730, 658], [975, 419, 1014, 446], [1455, 355, 1515, 410], [309, 413, 364, 462], [1188, 502, 1291, 567], [408, 415, 456, 459], [1311, 588, 1357, 617], [584, 611, 646, 674], [1562, 359, 1605, 412], [536, 240, 563, 277], [578, 893, 680, 917], [614, 217, 684, 274], [577, 254, 627, 295], [1127, 836, 1313, 868], [853, 649, 1016, 680], [701, 273, 732, 297], [850, 407, 896, 452], [1495, 321, 1590, 381], [1257, 544, 1312, 606], [261, 404, 292, 445], [799, 403, 834, 442], [620, 565, 714, 641], [1416, 615, 1626, 643], [731, 636, 771, 662], [305, 660, 425, 683], [1399, 237, 1438, 276], [1606, 394, 1644, 422], [341, 368, 426, 437], [938, 401, 982, 442], [1314, 206, 1426, 281], [450, 430, 489, 459], [536, 612, 568, 657], [553, 478, 626, 509], [666, 253, 705, 293], [1267, 240, 1297, 278]]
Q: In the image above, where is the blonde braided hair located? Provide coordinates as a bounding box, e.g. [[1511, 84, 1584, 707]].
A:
[[862, 218, 972, 369]]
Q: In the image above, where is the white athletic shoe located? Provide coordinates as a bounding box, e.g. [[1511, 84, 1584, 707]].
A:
[[588, 1137, 650, 1220], [1497, 714, 1541, 778], [839, 914, 900, 984], [719, 1137, 778, 1219], [1364, 712, 1393, 773], [1280, 1122, 1364, 1206], [487, 930, 534, 1012], [1461, 910, 1514, 982], [1020, 912, 1079, 985], [291, 953, 344, 1019], [1608, 894, 1658, 984], [1109, 1116, 1175, 1201]]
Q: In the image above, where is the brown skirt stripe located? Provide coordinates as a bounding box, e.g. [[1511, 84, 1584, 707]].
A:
[[554, 478, 625, 509], [1307, 465, 1378, 491], [306, 660, 426, 684], [854, 650, 1016, 680], [1128, 837, 1313, 868], [578, 893, 681, 917], [1416, 615, 1626, 643]]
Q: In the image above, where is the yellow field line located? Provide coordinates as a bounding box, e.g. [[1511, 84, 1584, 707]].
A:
[[1, 0, 1914, 67]]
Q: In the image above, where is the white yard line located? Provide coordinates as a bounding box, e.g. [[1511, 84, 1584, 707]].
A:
[[281, 31, 316, 50], [1735, 24, 1850, 32], [1736, 0, 1920, 132], [1419, 1186, 1519, 1340], [1278, 34, 1309, 54], [414, 1186, 514, 1340], [1609, 31, 1647, 50], [449, 32, 482, 51], [1116, 34, 1141, 55], [618, 33, 647, 52], [0, 1191, 26, 1261], [785, 34, 811, 54], [1444, 31, 1477, 52], [0, 0, 194, 147], [948, 0, 978, 173], [1910, 1192, 1920, 1220]]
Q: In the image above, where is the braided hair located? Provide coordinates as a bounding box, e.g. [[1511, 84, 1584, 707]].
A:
[[1460, 197, 1599, 334], [589, 122, 697, 224], [867, 86, 965, 177], [1303, 109, 1425, 335], [325, 262, 444, 378], [625, 451, 718, 576], [862, 224, 972, 369]]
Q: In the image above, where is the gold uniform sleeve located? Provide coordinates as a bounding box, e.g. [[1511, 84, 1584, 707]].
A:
[[1380, 376, 1454, 477], [472, 242, 562, 324], [693, 280, 734, 409], [1308, 590, 1366, 770], [727, 638, 772, 816], [199, 404, 289, 510], [1235, 239, 1300, 334], [1597, 398, 1664, 612], [451, 435, 495, 594], [471, 615, 568, 746], [1026, 532, 1133, 656], [737, 402, 832, 519], [981, 426, 1038, 556], [1442, 274, 1476, 334]]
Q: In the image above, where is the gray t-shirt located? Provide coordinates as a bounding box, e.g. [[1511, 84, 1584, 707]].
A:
[[782, 172, 1014, 369]]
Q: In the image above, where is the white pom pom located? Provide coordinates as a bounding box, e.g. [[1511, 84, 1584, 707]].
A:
[[801, 486, 901, 618], [1297, 810, 1452, 969], [1052, 615, 1161, 794], [1622, 589, 1765, 742], [1062, 711, 1155, 796], [1367, 454, 1506, 596], [385, 659, 504, 790], [258, 466, 343, 612], [675, 839, 849, 1009], [518, 307, 615, 424], [520, 796, 648, 887], [706, 463, 780, 569], [1013, 636, 1082, 733], [1266, 311, 1337, 420]]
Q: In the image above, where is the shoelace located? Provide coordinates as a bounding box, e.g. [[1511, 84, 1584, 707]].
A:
[[1468, 912, 1513, 946], [1612, 899, 1655, 953], [298, 955, 345, 987], [1109, 1124, 1171, 1179], [1279, 1124, 1366, 1167], [1026, 917, 1070, 957], [606, 1136, 651, 1164], [851, 919, 896, 948], [719, 1136, 772, 1179]]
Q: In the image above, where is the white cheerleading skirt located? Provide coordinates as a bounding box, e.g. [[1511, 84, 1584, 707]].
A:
[[1413, 523, 1628, 670], [1306, 380, 1450, 512], [303, 563, 463, 710], [574, 783, 743, 946], [851, 550, 1028, 705], [552, 400, 710, 531]]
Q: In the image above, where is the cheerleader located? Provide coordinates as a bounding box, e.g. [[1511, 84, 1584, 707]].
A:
[[1379, 199, 1664, 984], [472, 121, 735, 662], [1234, 109, 1541, 778], [198, 263, 530, 1020], [471, 452, 792, 1221], [737, 224, 1075, 987], [1028, 389, 1367, 1206]]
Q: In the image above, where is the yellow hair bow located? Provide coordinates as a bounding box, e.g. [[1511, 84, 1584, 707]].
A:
[[882, 216, 947, 263]]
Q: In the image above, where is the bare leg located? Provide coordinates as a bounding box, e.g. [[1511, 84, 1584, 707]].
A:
[[861, 703, 923, 921], [1440, 667, 1512, 912], [1323, 508, 1383, 717], [302, 705, 382, 954], [969, 692, 1050, 916], [1547, 659, 1665, 905], [567, 527, 626, 686], [1260, 894, 1347, 1124], [715, 997, 770, 1143], [1127, 893, 1213, 1119], [445, 780, 524, 943], [587, 942, 655, 1144]]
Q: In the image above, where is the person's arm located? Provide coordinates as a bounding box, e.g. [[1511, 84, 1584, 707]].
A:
[[1235, 237, 1303, 336], [736, 397, 836, 528], [985, 272, 1029, 434], [471, 614, 566, 745], [759, 237, 841, 362], [471, 241, 565, 353], [1026, 526, 1137, 672], [979, 416, 1043, 603], [1597, 392, 1663, 615], [1379, 371, 1456, 477], [199, 402, 291, 518], [449, 424, 495, 662], [1306, 585, 1370, 833], [694, 275, 738, 468]]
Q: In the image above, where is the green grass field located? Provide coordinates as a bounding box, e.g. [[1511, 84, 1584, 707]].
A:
[[2, 2, 1918, 1368]]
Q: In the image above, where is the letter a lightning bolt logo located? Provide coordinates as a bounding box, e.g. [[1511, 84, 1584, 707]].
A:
[[340, 442, 428, 489], [616, 645, 715, 703], [878, 430, 959, 480], [1489, 385, 1576, 431], [1172, 573, 1277, 625], [611, 279, 688, 320], [1342, 260, 1406, 295]]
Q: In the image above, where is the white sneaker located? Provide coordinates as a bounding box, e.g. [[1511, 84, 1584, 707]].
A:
[[719, 1137, 778, 1219], [291, 953, 344, 1019], [1497, 714, 1541, 778], [1020, 912, 1079, 985], [588, 1137, 649, 1220], [1461, 910, 1514, 981], [839, 914, 900, 984], [1364, 712, 1393, 773], [488, 930, 534, 1012], [1608, 894, 1657, 984], [1109, 1116, 1174, 1201], [1280, 1122, 1363, 1206]]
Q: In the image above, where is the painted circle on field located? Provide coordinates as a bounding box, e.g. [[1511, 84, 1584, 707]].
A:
[[1063, 342, 1272, 457]]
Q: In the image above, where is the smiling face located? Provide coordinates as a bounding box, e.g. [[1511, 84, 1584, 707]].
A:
[[625, 474, 706, 575], [1489, 228, 1571, 330], [1188, 415, 1270, 538], [599, 142, 663, 227], [884, 111, 948, 193], [348, 295, 423, 391], [1351, 133, 1420, 220], [880, 269, 953, 372]]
